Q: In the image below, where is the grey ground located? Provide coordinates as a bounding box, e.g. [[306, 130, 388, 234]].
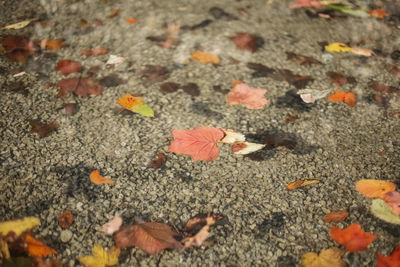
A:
[[1, 0, 400, 266]]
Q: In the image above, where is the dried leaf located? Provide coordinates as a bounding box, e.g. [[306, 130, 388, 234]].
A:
[[57, 77, 102, 98], [350, 47, 373, 57], [286, 52, 321, 65], [79, 244, 120, 267], [290, 0, 323, 8], [0, 217, 39, 238], [329, 223, 376, 252], [355, 179, 396, 198], [326, 71, 354, 86], [1, 19, 37, 30], [2, 35, 34, 63], [231, 142, 265, 155], [367, 8, 388, 19], [371, 83, 397, 94], [183, 215, 218, 249], [301, 247, 345, 267], [140, 65, 169, 83], [125, 18, 138, 24], [381, 192, 400, 216], [327, 90, 356, 107], [377, 245, 400, 267], [106, 55, 126, 65], [387, 64, 400, 78], [148, 153, 166, 169], [90, 170, 115, 185], [191, 51, 219, 64], [297, 89, 332, 103], [55, 60, 82, 75], [286, 179, 320, 190], [230, 32, 258, 52], [116, 94, 154, 117], [285, 114, 299, 124], [246, 62, 274, 77], [168, 127, 225, 162], [325, 42, 352, 53], [163, 22, 180, 49], [29, 120, 59, 137], [42, 38, 66, 50], [371, 198, 400, 225], [64, 103, 77, 116], [160, 82, 180, 93], [101, 216, 123, 235], [114, 222, 182, 254], [82, 48, 107, 56], [107, 9, 120, 18], [220, 128, 246, 144], [0, 237, 10, 260], [323, 210, 349, 223], [58, 210, 74, 229], [25, 235, 58, 257], [227, 83, 268, 109]]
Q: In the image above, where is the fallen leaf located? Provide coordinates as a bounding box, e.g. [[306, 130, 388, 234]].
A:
[[246, 62, 274, 77], [371, 83, 397, 94], [101, 216, 123, 235], [160, 82, 180, 93], [355, 179, 396, 198], [64, 103, 77, 116], [220, 128, 245, 144], [125, 18, 138, 24], [350, 47, 373, 57], [140, 65, 169, 83], [90, 170, 115, 185], [227, 83, 268, 109], [107, 9, 120, 18], [286, 179, 320, 190], [323, 210, 349, 223], [42, 38, 66, 50], [371, 198, 400, 225], [231, 142, 265, 155], [297, 89, 332, 103], [168, 127, 225, 162], [387, 64, 400, 78], [325, 42, 352, 53], [301, 247, 345, 267], [329, 223, 376, 252], [148, 153, 166, 169], [2, 35, 34, 63], [0, 217, 39, 238], [381, 192, 400, 216], [327, 90, 356, 107], [285, 114, 299, 124], [58, 210, 74, 229], [25, 235, 58, 257], [230, 32, 258, 52], [271, 69, 313, 89], [286, 52, 321, 65], [367, 8, 388, 19], [82, 48, 107, 56], [29, 120, 59, 137], [57, 77, 102, 98], [0, 237, 10, 260], [326, 71, 355, 86], [191, 51, 220, 64], [79, 244, 120, 267], [55, 60, 82, 75], [114, 222, 182, 254], [182, 214, 219, 249], [162, 22, 180, 49], [290, 0, 323, 8], [98, 74, 125, 87], [106, 55, 126, 65], [116, 94, 154, 117], [1, 18, 37, 30], [181, 83, 200, 96], [377, 245, 400, 267]]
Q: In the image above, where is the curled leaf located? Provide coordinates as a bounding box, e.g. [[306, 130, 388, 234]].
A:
[[101, 216, 123, 235], [90, 170, 115, 185], [286, 179, 320, 190], [220, 128, 245, 144], [329, 223, 375, 252], [297, 89, 331, 103], [381, 191, 400, 216], [231, 142, 265, 155]]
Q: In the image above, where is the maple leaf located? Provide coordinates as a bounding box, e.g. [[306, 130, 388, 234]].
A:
[[25, 235, 58, 257], [381, 192, 400, 216], [55, 60, 82, 75], [168, 127, 225, 162], [377, 245, 400, 267], [329, 223, 376, 252], [116, 94, 154, 117], [79, 244, 120, 267], [355, 179, 396, 198], [114, 222, 182, 254], [301, 247, 345, 267], [227, 83, 268, 109]]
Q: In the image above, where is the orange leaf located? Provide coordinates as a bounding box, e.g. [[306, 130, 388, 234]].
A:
[[327, 90, 356, 107], [90, 170, 115, 185], [55, 60, 82, 75], [190, 51, 220, 64], [329, 223, 375, 252], [25, 235, 58, 257], [355, 179, 396, 198], [227, 83, 268, 109], [125, 18, 138, 24], [323, 210, 349, 223], [42, 38, 66, 50], [107, 8, 120, 18], [286, 179, 320, 190], [116, 94, 143, 110], [168, 127, 225, 162], [367, 8, 388, 19], [377, 245, 400, 267]]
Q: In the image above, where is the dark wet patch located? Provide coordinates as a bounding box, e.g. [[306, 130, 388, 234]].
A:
[[139, 65, 169, 83], [7, 81, 29, 96], [181, 19, 213, 31], [190, 102, 224, 121], [257, 212, 286, 236], [286, 51, 321, 65], [28, 119, 59, 138], [99, 73, 126, 87], [391, 49, 400, 60], [277, 255, 297, 267], [326, 71, 356, 86], [247, 62, 274, 78], [160, 82, 180, 93], [213, 85, 230, 94], [181, 83, 200, 96], [209, 7, 237, 20], [276, 90, 313, 112]]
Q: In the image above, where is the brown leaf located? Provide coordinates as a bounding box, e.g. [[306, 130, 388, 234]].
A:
[[114, 222, 183, 254], [55, 60, 82, 75], [64, 103, 77, 116], [28, 120, 59, 137], [107, 8, 120, 18], [326, 71, 355, 86], [99, 74, 125, 87], [182, 213, 222, 249], [388, 64, 400, 78], [323, 210, 349, 223], [181, 83, 200, 96], [140, 65, 169, 83], [42, 38, 66, 50], [371, 82, 397, 94], [285, 114, 299, 124], [246, 62, 274, 78], [148, 153, 166, 169], [58, 210, 74, 229], [57, 77, 102, 98], [2, 35, 34, 63], [230, 32, 258, 52], [286, 52, 321, 65], [82, 47, 107, 56], [160, 82, 180, 93]]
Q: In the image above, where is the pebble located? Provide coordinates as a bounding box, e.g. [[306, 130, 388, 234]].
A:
[[60, 230, 73, 243]]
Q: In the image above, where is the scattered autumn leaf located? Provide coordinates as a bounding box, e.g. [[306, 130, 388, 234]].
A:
[[285, 114, 299, 124], [301, 247, 345, 267], [286, 179, 320, 190], [231, 142, 265, 155], [29, 120, 59, 138], [116, 94, 154, 117], [230, 32, 258, 52], [148, 153, 166, 169], [329, 223, 376, 252], [377, 245, 400, 267], [183, 214, 221, 249], [290, 0, 323, 8], [323, 210, 349, 223], [326, 71, 355, 86], [227, 83, 268, 109], [90, 170, 115, 185], [160, 82, 180, 93], [107, 9, 120, 18], [0, 217, 39, 238], [58, 210, 74, 229], [55, 60, 82, 75], [355, 179, 396, 198], [350, 47, 373, 56], [25, 235, 58, 257], [114, 222, 182, 254], [371, 83, 397, 94], [2, 35, 34, 63], [371, 198, 400, 225], [325, 42, 352, 53], [79, 244, 120, 267], [327, 90, 356, 107], [381, 191, 400, 216], [191, 51, 219, 64], [286, 52, 321, 65], [57, 77, 102, 98], [125, 18, 138, 24], [297, 89, 332, 103], [82, 48, 107, 56], [101, 216, 123, 235], [1, 18, 37, 30], [367, 8, 388, 19], [106, 55, 126, 65], [140, 65, 169, 83], [387, 65, 400, 78], [64, 103, 77, 116], [168, 126, 225, 162], [41, 38, 66, 50], [220, 128, 245, 144]]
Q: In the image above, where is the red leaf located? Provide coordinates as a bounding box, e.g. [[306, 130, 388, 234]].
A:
[[55, 60, 82, 75], [329, 223, 376, 252], [290, 0, 323, 8], [230, 32, 258, 52], [58, 210, 74, 229], [168, 126, 225, 162], [57, 77, 102, 98], [381, 191, 400, 216], [2, 35, 34, 63], [377, 245, 400, 267], [227, 83, 268, 109], [29, 120, 59, 137], [114, 222, 182, 254]]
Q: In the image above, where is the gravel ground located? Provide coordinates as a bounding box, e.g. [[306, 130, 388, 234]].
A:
[[1, 0, 400, 266]]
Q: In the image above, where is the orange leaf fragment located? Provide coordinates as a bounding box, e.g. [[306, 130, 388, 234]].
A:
[[116, 94, 143, 110], [323, 210, 349, 223], [355, 179, 396, 198], [367, 8, 388, 19], [377, 245, 400, 267], [107, 8, 120, 18], [125, 18, 138, 24], [327, 90, 356, 107], [25, 235, 58, 257], [190, 51, 220, 64], [329, 223, 376, 252], [55, 60, 82, 75], [90, 170, 115, 185], [42, 38, 66, 50], [286, 179, 320, 190]]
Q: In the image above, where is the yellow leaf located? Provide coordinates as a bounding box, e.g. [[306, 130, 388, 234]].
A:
[[325, 42, 352, 53], [1, 18, 37, 30], [301, 248, 345, 267], [79, 244, 120, 267], [190, 51, 220, 64], [0, 217, 39, 237]]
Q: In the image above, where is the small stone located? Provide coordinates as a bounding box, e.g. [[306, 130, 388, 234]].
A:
[[60, 230, 73, 243]]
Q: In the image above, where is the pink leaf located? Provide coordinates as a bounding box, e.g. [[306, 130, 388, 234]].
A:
[[168, 127, 225, 162], [55, 60, 82, 75], [227, 83, 268, 109], [101, 216, 123, 235], [381, 191, 400, 215], [290, 0, 323, 8]]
